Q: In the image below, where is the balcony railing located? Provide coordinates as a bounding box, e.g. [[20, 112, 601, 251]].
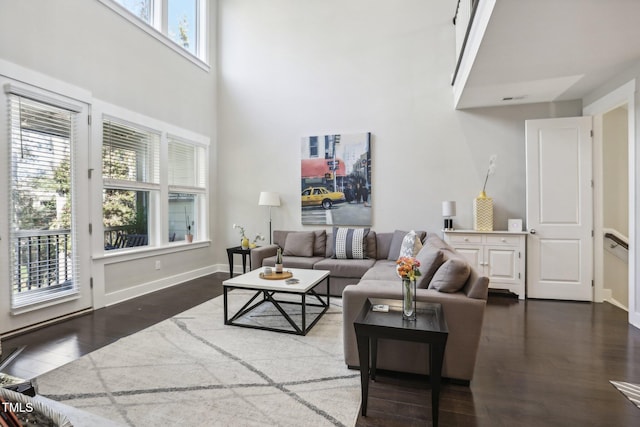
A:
[[13, 230, 74, 303], [104, 226, 149, 250]]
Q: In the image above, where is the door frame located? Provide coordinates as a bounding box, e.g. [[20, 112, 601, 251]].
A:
[[0, 60, 95, 336], [584, 79, 638, 329]]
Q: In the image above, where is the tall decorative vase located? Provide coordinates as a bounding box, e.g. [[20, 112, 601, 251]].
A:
[[402, 278, 417, 321], [473, 191, 493, 231]]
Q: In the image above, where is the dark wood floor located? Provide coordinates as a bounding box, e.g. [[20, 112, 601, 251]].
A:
[[1, 273, 224, 380], [2, 274, 640, 426]]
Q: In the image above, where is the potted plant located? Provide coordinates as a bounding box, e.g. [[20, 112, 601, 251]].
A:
[[185, 208, 193, 243]]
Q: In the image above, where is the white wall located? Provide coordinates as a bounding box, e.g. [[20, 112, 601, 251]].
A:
[[217, 0, 581, 254], [603, 107, 629, 235], [602, 106, 629, 307], [0, 0, 219, 309]]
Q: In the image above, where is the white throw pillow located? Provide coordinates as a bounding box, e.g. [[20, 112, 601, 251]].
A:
[[399, 230, 422, 258]]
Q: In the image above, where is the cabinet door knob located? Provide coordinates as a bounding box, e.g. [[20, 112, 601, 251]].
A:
[[464, 238, 469, 242], [501, 238, 506, 242], [529, 229, 536, 234]]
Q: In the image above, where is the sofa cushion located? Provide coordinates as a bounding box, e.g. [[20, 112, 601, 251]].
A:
[[273, 230, 290, 248], [429, 257, 471, 293], [375, 233, 393, 259], [332, 227, 370, 259], [424, 233, 451, 250], [262, 255, 324, 270], [361, 259, 399, 281], [283, 231, 315, 257], [415, 244, 445, 289], [313, 230, 327, 256], [365, 231, 377, 259], [314, 258, 376, 278], [387, 230, 408, 260]]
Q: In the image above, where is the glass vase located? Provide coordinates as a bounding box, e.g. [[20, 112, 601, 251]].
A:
[[402, 278, 416, 320]]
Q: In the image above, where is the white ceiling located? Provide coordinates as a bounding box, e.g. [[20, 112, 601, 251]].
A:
[[456, 0, 640, 109]]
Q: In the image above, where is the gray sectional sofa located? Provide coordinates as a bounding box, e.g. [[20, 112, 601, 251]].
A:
[[250, 228, 489, 383]]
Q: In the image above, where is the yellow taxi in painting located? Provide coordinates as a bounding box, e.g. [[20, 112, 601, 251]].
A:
[[301, 187, 346, 210]]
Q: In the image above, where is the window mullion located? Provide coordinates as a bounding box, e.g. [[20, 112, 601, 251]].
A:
[[158, 0, 168, 33]]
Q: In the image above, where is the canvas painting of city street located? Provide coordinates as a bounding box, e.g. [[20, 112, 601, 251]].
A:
[[301, 132, 372, 226]]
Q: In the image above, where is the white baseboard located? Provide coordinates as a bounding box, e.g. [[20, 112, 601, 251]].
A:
[[606, 297, 629, 312], [599, 288, 612, 302], [104, 264, 223, 306]]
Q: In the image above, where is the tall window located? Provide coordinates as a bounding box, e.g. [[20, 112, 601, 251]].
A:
[[168, 0, 198, 57], [108, 0, 206, 62], [102, 119, 160, 250], [8, 93, 79, 308], [114, 0, 151, 23], [168, 136, 206, 242]]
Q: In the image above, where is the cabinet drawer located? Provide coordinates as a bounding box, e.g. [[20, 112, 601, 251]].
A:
[[447, 234, 483, 244], [485, 235, 521, 245]]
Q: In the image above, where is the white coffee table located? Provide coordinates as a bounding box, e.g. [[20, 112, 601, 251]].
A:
[[222, 268, 331, 335]]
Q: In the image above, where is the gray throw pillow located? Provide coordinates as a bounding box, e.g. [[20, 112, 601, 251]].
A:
[[332, 227, 369, 259], [415, 244, 445, 288], [283, 232, 315, 257], [429, 258, 471, 293], [387, 230, 408, 260], [313, 230, 327, 256]]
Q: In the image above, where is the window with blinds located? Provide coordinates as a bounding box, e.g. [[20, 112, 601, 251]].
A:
[[168, 137, 206, 242], [102, 119, 160, 250], [168, 136, 206, 189], [7, 93, 79, 308], [103, 119, 160, 186]]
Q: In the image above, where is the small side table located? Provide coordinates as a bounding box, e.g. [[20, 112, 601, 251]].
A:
[[226, 246, 252, 278], [354, 298, 449, 426]]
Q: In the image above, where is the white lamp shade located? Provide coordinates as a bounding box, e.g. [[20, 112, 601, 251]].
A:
[[442, 201, 456, 217], [258, 191, 281, 207]]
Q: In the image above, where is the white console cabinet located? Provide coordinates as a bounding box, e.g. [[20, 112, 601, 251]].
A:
[[443, 230, 527, 299]]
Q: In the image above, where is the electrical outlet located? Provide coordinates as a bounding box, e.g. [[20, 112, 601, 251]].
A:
[[155, 260, 161, 270]]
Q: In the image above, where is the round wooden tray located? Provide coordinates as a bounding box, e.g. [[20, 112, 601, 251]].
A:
[[259, 271, 293, 280]]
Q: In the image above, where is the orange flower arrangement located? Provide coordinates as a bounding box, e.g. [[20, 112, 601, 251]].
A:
[[396, 256, 422, 280]]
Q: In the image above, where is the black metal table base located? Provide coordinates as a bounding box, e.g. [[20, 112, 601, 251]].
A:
[[223, 277, 330, 336]]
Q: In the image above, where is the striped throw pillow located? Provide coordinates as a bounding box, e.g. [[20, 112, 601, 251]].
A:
[[332, 227, 370, 259]]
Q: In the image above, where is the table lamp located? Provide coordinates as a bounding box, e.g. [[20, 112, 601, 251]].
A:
[[442, 201, 456, 230]]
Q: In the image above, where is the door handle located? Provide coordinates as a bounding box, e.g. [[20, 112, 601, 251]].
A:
[[529, 229, 536, 234]]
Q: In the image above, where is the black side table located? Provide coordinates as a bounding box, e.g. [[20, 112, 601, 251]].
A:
[[226, 246, 252, 278], [354, 298, 449, 427]]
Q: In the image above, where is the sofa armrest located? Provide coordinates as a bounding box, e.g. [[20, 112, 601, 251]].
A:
[[250, 244, 278, 270], [342, 280, 487, 381]]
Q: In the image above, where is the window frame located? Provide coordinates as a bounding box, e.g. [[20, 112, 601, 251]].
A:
[[97, 0, 209, 70], [95, 100, 210, 259], [167, 135, 207, 242]]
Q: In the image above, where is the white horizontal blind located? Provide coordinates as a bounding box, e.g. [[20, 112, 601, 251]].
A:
[[168, 136, 206, 192], [103, 119, 160, 188], [8, 93, 79, 308]]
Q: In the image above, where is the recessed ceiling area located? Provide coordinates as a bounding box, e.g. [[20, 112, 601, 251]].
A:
[[455, 0, 640, 109]]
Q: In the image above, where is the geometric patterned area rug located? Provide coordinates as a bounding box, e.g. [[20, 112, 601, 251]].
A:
[[35, 292, 360, 426], [611, 381, 640, 409]]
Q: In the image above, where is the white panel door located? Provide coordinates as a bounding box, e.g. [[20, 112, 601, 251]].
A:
[[526, 117, 593, 300]]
